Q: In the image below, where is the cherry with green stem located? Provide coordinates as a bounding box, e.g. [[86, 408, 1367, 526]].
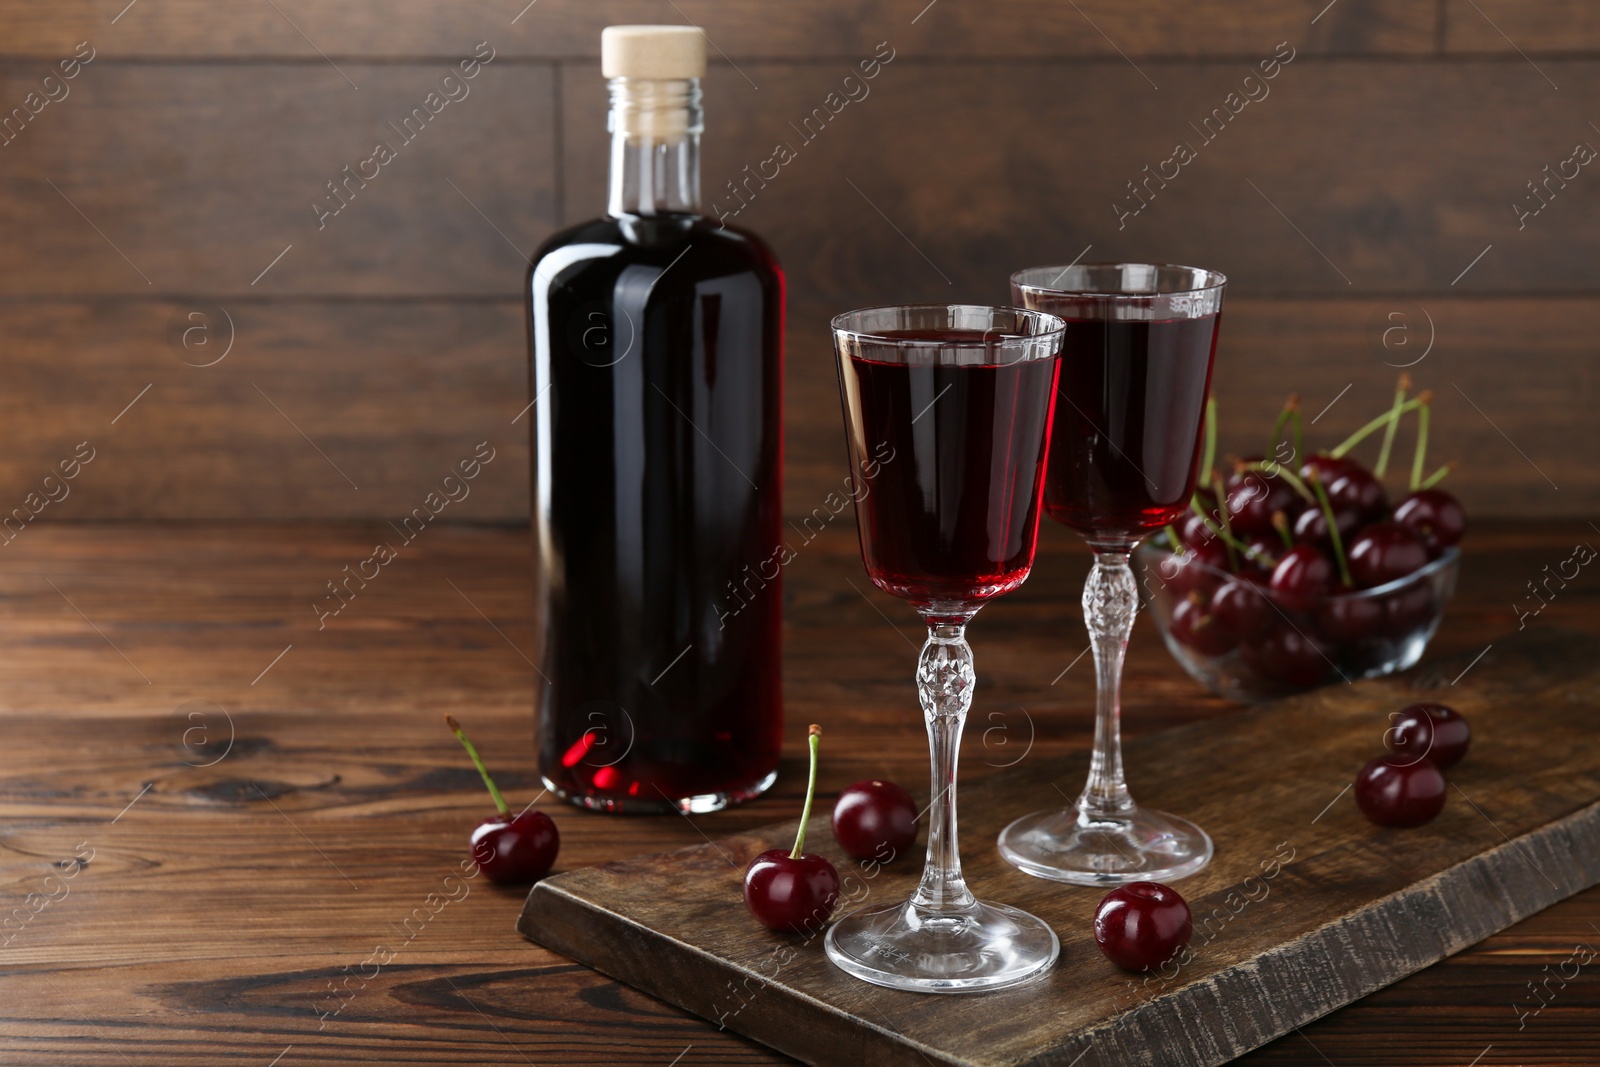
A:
[[1238, 459, 1314, 504], [745, 725, 840, 933], [1189, 493, 1274, 571], [445, 715, 559, 885], [1226, 459, 1307, 537], [1307, 472, 1353, 588], [1395, 395, 1465, 555]]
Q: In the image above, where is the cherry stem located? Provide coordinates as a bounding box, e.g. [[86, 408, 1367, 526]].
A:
[[1191, 489, 1274, 570], [1240, 459, 1314, 503], [1421, 461, 1454, 490], [1308, 473, 1353, 587], [1329, 397, 1426, 458], [1374, 373, 1411, 478], [790, 724, 822, 859], [445, 715, 510, 817], [1271, 510, 1294, 550], [1410, 399, 1432, 492], [1268, 394, 1300, 461], [1200, 395, 1218, 485], [1163, 523, 1181, 551], [1200, 474, 1239, 571], [1241, 541, 1278, 571], [1291, 408, 1305, 466]]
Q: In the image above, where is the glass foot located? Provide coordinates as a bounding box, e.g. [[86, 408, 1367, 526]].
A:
[[824, 897, 1059, 993], [998, 805, 1213, 886]]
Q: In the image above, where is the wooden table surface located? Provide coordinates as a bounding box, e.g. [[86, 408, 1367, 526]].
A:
[[3, 519, 1597, 1066]]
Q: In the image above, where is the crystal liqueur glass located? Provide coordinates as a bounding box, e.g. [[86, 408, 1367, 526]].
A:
[[999, 264, 1225, 886], [824, 304, 1064, 992]]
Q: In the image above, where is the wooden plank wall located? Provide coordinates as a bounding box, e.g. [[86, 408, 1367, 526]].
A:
[[0, 0, 1592, 520]]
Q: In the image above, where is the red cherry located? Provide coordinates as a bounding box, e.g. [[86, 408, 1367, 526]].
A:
[[1211, 577, 1273, 640], [471, 810, 559, 885], [1378, 582, 1437, 639], [1163, 541, 1227, 598], [1269, 544, 1332, 611], [1170, 595, 1237, 656], [1299, 454, 1352, 485], [1325, 463, 1387, 520], [1240, 534, 1280, 577], [1347, 522, 1429, 589], [1178, 511, 1219, 551], [1241, 625, 1330, 688], [745, 725, 840, 933], [1224, 455, 1264, 490], [744, 849, 842, 934], [832, 779, 919, 862], [1393, 490, 1466, 557], [1292, 503, 1360, 552], [1354, 754, 1446, 827], [1385, 703, 1471, 769], [447, 715, 560, 885], [1226, 468, 1302, 537], [1312, 585, 1384, 645], [1093, 881, 1193, 972]]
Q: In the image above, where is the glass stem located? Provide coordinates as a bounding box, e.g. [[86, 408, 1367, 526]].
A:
[[1076, 552, 1138, 823], [910, 618, 977, 913]]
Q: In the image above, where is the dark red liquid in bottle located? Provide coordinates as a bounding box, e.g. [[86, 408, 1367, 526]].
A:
[[836, 330, 1060, 611], [528, 214, 784, 811], [1044, 316, 1220, 545]]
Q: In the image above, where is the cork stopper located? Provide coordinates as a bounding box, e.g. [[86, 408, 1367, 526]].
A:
[[601, 25, 707, 80]]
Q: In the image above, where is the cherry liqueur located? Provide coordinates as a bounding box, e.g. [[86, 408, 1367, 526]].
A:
[[526, 25, 785, 813]]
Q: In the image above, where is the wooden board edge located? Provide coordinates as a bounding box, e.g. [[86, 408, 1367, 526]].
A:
[[517, 878, 960, 1066], [516, 796, 1600, 1067], [1067, 797, 1600, 1067]]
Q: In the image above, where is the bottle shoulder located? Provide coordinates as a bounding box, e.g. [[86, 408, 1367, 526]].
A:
[[530, 214, 780, 276], [698, 218, 783, 274], [529, 217, 626, 265]]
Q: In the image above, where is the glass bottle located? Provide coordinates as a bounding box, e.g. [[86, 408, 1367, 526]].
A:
[[526, 25, 785, 813]]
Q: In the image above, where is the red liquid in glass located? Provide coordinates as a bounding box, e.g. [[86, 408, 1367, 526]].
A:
[[528, 214, 784, 810], [1044, 316, 1219, 544], [837, 330, 1059, 610]]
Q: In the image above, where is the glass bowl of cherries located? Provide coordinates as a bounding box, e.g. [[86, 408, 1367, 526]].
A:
[[1139, 379, 1464, 702]]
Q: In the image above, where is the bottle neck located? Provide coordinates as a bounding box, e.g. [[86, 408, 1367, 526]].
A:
[[607, 77, 702, 218]]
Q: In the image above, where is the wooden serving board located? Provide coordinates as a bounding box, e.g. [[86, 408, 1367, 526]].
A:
[[518, 628, 1600, 1067]]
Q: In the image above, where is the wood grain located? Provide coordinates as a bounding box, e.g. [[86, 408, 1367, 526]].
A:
[[1, 521, 1598, 1065], [562, 60, 1600, 299], [519, 629, 1600, 1066], [0, 19, 1593, 519], [0, 293, 1587, 517], [0, 1, 1436, 61], [1445, 2, 1600, 55], [0, 300, 530, 519], [0, 62, 556, 295]]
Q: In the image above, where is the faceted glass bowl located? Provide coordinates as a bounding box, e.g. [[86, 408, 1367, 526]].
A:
[[1135, 543, 1460, 703]]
